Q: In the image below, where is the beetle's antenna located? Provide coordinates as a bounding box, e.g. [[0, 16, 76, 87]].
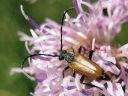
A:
[[60, 7, 74, 51], [21, 54, 58, 79], [20, 4, 40, 30], [22, 53, 58, 69]]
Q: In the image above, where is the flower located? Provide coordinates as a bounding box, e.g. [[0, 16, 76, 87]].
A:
[[11, 0, 128, 96]]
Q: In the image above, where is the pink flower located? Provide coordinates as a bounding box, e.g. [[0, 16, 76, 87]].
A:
[[11, 0, 128, 96]]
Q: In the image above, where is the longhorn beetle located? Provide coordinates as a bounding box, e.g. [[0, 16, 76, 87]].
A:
[[21, 5, 109, 88]]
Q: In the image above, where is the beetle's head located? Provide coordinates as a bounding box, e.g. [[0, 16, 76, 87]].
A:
[[59, 50, 75, 63], [59, 50, 67, 60]]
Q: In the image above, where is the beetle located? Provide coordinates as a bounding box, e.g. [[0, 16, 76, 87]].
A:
[[21, 6, 109, 88]]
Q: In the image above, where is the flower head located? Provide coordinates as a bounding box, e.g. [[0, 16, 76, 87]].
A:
[[11, 0, 128, 96]]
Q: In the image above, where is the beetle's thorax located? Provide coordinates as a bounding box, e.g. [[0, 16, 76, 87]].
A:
[[58, 50, 75, 63]]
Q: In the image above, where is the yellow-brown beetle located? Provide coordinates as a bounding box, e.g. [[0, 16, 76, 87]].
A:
[[22, 6, 108, 87]]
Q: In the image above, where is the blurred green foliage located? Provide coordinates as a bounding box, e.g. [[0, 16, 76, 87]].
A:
[[0, 0, 72, 96], [0, 0, 128, 96]]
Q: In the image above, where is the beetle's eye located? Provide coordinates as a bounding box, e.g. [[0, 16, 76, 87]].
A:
[[59, 56, 64, 60], [63, 50, 67, 53]]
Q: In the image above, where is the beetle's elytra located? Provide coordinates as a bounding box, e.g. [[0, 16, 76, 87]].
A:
[[69, 53, 103, 79]]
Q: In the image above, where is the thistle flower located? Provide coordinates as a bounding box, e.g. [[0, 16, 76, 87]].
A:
[[11, 0, 128, 96]]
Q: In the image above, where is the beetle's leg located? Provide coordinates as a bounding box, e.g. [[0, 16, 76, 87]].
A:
[[80, 75, 102, 90], [78, 46, 82, 53], [78, 46, 86, 54], [78, 46, 94, 60], [88, 50, 94, 60], [98, 74, 110, 81], [78, 46, 94, 59], [71, 47, 75, 54], [80, 75, 85, 84], [72, 71, 76, 77], [88, 38, 95, 60], [63, 66, 70, 78]]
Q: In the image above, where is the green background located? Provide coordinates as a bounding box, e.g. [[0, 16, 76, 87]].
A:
[[0, 0, 127, 96], [0, 0, 72, 96]]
